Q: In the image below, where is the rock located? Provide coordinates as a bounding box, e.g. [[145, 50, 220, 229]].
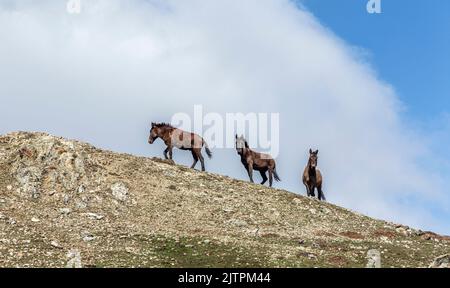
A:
[[111, 182, 128, 201], [125, 247, 139, 255], [420, 233, 433, 241], [380, 236, 390, 243], [307, 254, 317, 260], [321, 207, 331, 214], [50, 240, 63, 249], [63, 194, 70, 205], [271, 209, 280, 217], [84, 212, 104, 220], [366, 249, 381, 268], [66, 249, 82, 268], [227, 219, 248, 227], [83, 235, 95, 242], [292, 198, 302, 205], [75, 201, 87, 209], [429, 254, 450, 268], [81, 231, 96, 242], [59, 208, 71, 215], [15, 165, 42, 199], [77, 185, 85, 194], [6, 185, 12, 191], [31, 217, 40, 223], [396, 227, 409, 237]]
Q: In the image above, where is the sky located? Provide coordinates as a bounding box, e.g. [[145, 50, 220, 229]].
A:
[[301, 0, 450, 122], [0, 0, 449, 234]]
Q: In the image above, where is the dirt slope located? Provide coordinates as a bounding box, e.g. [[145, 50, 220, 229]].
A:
[[0, 132, 448, 268]]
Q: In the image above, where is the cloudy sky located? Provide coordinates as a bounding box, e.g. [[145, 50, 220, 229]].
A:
[[0, 0, 449, 234]]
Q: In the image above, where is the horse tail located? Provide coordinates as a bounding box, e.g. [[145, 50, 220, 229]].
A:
[[203, 139, 212, 159], [273, 167, 281, 182], [320, 190, 326, 201], [318, 184, 326, 201]]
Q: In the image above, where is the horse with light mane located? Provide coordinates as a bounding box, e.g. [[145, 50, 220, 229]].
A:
[[235, 135, 281, 187]]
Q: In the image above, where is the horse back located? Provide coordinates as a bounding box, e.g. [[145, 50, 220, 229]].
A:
[[249, 150, 275, 170], [170, 128, 203, 149]]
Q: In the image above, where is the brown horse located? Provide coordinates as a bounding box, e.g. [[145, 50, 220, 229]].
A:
[[235, 135, 280, 187], [148, 122, 212, 171], [302, 149, 326, 201]]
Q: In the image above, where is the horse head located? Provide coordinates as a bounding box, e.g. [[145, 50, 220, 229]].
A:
[[235, 134, 248, 155], [148, 122, 159, 144], [308, 149, 319, 168]]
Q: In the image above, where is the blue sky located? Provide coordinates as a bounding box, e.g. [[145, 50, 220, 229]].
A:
[[301, 0, 450, 122]]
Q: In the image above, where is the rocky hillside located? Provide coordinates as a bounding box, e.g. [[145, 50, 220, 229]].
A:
[[0, 132, 449, 268]]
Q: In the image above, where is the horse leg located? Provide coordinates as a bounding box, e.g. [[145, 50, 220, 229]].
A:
[[268, 168, 274, 187], [197, 149, 206, 171], [310, 185, 316, 198], [259, 170, 268, 185], [163, 147, 169, 159], [168, 146, 173, 160], [247, 163, 254, 183], [190, 150, 199, 169], [303, 182, 310, 196]]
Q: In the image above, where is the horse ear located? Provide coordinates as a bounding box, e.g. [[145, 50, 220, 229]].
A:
[[151, 122, 155, 127], [235, 134, 238, 139], [309, 149, 313, 154], [315, 150, 319, 154]]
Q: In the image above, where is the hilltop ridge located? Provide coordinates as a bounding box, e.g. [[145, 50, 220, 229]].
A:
[[0, 132, 449, 268]]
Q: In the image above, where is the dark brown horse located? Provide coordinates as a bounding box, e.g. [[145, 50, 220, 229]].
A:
[[148, 122, 212, 171], [235, 135, 280, 187], [302, 149, 326, 201]]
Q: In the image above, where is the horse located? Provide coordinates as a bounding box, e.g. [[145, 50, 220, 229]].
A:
[[302, 149, 326, 201], [148, 122, 212, 171], [235, 135, 281, 187]]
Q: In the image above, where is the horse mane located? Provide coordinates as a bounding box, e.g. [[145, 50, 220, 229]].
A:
[[152, 122, 174, 129], [237, 136, 250, 149]]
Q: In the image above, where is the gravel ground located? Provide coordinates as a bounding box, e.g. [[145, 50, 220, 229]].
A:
[[0, 132, 449, 268]]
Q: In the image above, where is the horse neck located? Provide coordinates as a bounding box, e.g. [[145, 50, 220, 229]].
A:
[[240, 147, 252, 159], [159, 126, 174, 139], [307, 160, 316, 175]]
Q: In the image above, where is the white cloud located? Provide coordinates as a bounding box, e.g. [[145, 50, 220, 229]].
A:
[[0, 0, 448, 233]]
